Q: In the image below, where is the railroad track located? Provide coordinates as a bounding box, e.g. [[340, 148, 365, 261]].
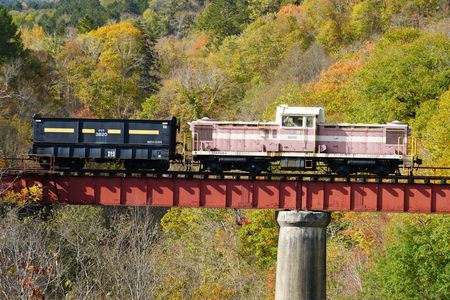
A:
[[2, 168, 449, 185]]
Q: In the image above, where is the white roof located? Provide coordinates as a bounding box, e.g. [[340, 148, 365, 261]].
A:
[[276, 105, 325, 123], [278, 106, 323, 115]]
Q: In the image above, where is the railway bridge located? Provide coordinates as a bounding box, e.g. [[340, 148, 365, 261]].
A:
[[1, 166, 449, 300], [2, 170, 449, 213]]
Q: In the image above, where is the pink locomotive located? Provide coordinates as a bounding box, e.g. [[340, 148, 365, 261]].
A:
[[189, 105, 413, 176]]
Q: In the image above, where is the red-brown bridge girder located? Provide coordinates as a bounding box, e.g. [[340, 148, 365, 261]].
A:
[[2, 175, 449, 213]]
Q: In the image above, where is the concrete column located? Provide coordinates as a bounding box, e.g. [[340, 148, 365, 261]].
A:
[[275, 210, 331, 300]]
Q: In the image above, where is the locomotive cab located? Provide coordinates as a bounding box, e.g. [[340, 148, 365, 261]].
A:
[[276, 105, 324, 152], [275, 105, 325, 127], [275, 105, 325, 170]]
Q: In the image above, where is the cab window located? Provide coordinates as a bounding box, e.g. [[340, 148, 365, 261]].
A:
[[306, 116, 315, 128], [282, 116, 303, 127]]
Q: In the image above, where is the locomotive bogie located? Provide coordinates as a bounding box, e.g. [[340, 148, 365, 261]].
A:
[[199, 156, 271, 174], [325, 159, 398, 177]]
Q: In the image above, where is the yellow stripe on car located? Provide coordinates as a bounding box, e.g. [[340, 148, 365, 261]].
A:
[[129, 129, 159, 135], [82, 128, 95, 134], [107, 129, 121, 134], [44, 128, 74, 133]]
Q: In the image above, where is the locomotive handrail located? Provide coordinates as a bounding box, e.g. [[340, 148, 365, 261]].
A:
[[192, 131, 199, 151], [397, 136, 405, 155]]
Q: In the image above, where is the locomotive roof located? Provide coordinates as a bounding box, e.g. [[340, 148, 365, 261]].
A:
[[277, 106, 324, 115], [191, 119, 278, 125], [276, 105, 326, 123], [190, 120, 408, 127]]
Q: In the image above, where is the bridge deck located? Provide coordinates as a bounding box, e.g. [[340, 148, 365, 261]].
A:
[[2, 171, 449, 213]]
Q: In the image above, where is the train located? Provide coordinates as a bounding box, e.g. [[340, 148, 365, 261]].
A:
[[31, 116, 178, 172], [31, 105, 415, 176]]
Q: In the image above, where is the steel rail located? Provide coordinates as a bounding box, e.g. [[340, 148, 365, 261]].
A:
[[1, 168, 449, 185]]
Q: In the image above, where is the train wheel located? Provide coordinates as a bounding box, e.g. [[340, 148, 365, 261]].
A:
[[154, 162, 170, 173], [124, 160, 139, 172], [330, 163, 350, 176], [246, 161, 267, 175], [70, 159, 85, 172], [373, 164, 394, 177], [55, 158, 85, 171], [204, 160, 222, 173]]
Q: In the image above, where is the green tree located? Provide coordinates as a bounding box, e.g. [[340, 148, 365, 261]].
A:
[[148, 0, 205, 37], [350, 0, 385, 40], [419, 91, 450, 167], [136, 19, 161, 95], [50, 0, 108, 34], [238, 210, 278, 267], [196, 0, 249, 45], [247, 0, 287, 20], [346, 29, 450, 123], [363, 215, 450, 299], [77, 15, 97, 33], [0, 5, 22, 62]]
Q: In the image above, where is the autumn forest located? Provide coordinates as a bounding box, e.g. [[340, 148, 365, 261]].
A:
[[0, 0, 449, 299]]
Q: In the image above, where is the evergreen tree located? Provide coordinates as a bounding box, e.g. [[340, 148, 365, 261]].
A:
[[0, 5, 22, 62], [196, 0, 249, 44], [78, 15, 97, 33]]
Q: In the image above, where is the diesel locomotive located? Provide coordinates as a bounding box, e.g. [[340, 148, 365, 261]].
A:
[[31, 105, 415, 176]]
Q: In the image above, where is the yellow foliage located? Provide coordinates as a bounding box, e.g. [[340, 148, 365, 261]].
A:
[[84, 21, 143, 46], [21, 25, 47, 51], [422, 90, 450, 167], [98, 48, 121, 70], [2, 184, 43, 206], [316, 19, 342, 52]]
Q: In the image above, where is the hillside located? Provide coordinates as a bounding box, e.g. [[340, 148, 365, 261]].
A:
[[0, 0, 449, 298]]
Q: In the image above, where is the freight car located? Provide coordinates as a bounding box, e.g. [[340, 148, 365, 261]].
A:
[[31, 115, 177, 172], [189, 105, 414, 176]]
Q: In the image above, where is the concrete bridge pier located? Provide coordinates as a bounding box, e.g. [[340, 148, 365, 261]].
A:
[[275, 210, 331, 300]]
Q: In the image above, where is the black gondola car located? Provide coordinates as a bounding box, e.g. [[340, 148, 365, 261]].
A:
[[31, 116, 178, 171]]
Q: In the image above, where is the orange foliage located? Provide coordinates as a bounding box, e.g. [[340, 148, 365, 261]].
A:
[[339, 212, 392, 254], [74, 106, 96, 118], [364, 40, 375, 52], [192, 34, 209, 52], [265, 266, 276, 300], [59, 40, 83, 61], [310, 54, 364, 94], [277, 4, 304, 18], [17, 261, 50, 300], [297, 52, 366, 121]]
